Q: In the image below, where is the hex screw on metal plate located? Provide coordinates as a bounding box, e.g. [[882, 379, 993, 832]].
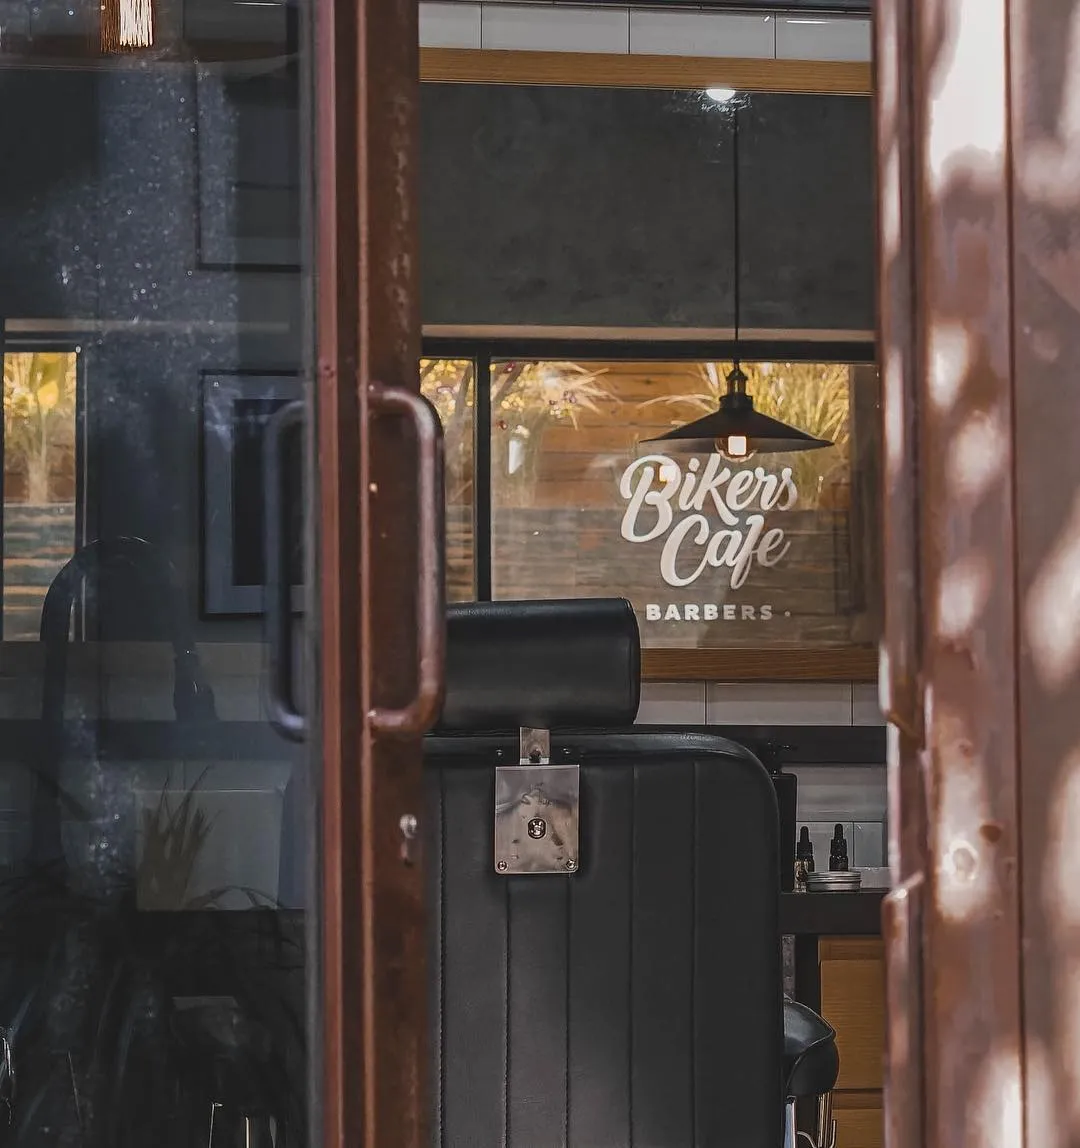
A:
[[566, 859, 578, 872], [497, 860, 508, 872]]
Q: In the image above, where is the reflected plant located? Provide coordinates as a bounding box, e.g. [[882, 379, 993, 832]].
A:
[[639, 361, 852, 508], [136, 777, 278, 912], [490, 362, 609, 504], [137, 778, 215, 911], [0, 780, 301, 1146], [420, 359, 610, 504], [3, 351, 77, 505], [421, 358, 475, 504]]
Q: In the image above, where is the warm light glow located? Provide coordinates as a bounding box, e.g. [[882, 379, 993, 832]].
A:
[[101, 0, 154, 50], [658, 462, 680, 485], [705, 87, 737, 104], [717, 434, 754, 462]]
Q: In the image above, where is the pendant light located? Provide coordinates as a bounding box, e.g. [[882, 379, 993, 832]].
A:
[[646, 96, 832, 459]]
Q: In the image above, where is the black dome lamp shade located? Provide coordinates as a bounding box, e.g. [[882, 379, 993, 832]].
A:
[[645, 364, 833, 459], [645, 95, 833, 461]]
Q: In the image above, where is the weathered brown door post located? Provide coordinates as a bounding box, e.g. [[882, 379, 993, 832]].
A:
[[878, 2, 1080, 1145], [316, 0, 436, 1142]]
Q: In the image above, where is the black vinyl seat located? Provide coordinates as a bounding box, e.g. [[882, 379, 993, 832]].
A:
[[426, 598, 788, 1147], [783, 998, 839, 1099]]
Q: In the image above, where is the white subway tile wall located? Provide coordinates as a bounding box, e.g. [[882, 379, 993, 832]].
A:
[[634, 682, 887, 728], [636, 680, 707, 724], [793, 765, 887, 868], [707, 681, 853, 726], [481, 4, 630, 53], [420, 0, 483, 48], [790, 765, 886, 822], [853, 821, 885, 868], [418, 2, 873, 64], [853, 682, 885, 726], [629, 9, 774, 59], [774, 15, 872, 62]]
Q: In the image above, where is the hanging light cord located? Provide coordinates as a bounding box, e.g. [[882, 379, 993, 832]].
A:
[[731, 102, 741, 372]]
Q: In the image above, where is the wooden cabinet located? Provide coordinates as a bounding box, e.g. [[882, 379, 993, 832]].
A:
[[833, 1100, 884, 1148], [819, 937, 885, 1148]]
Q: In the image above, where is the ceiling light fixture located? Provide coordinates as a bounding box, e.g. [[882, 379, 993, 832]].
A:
[[705, 87, 737, 104], [647, 97, 832, 459]]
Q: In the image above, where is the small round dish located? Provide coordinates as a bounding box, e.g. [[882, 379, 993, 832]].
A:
[[805, 870, 862, 893]]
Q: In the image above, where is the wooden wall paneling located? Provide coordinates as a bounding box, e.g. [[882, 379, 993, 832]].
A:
[[420, 49, 872, 96], [833, 1098, 885, 1148], [819, 938, 885, 1092]]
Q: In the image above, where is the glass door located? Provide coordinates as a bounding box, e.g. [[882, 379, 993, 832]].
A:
[[0, 0, 433, 1142]]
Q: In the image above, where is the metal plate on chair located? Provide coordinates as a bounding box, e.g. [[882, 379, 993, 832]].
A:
[[494, 763, 580, 875]]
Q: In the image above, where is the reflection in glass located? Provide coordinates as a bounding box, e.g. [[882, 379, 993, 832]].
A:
[[3, 349, 79, 640], [420, 358, 475, 600], [0, 14, 313, 1143], [489, 360, 880, 650]]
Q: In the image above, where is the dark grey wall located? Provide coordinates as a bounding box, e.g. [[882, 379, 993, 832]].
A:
[[0, 64, 301, 641], [420, 85, 875, 332]]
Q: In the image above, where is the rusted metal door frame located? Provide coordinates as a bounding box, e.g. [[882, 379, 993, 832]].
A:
[[877, 2, 1030, 1146], [315, 0, 439, 1142]]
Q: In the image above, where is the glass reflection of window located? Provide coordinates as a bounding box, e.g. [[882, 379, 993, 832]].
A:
[[3, 350, 79, 640], [419, 358, 475, 602], [642, 362, 852, 510], [485, 360, 878, 650]]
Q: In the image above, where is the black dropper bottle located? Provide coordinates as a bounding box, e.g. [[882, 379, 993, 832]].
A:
[[796, 826, 815, 874], [829, 824, 849, 872]]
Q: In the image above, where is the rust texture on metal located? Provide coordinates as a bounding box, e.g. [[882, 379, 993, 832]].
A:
[[314, 0, 364, 1138], [882, 876, 925, 1148], [366, 382, 446, 736], [878, 1, 1026, 1146], [316, 0, 430, 1141], [355, 0, 431, 1146], [875, 2, 929, 1141], [1009, 2, 1080, 1144]]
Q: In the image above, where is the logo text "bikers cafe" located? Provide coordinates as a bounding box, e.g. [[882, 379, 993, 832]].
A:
[[618, 454, 798, 591]]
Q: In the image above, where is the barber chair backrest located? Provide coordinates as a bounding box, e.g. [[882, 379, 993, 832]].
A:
[[425, 599, 783, 1148]]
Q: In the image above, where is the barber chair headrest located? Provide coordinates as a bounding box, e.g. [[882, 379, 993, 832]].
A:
[[436, 598, 641, 732]]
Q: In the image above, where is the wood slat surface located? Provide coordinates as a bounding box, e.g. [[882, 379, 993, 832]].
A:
[[421, 49, 873, 96], [820, 938, 886, 1092]]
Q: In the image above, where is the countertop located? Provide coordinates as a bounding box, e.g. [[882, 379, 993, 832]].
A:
[[780, 888, 886, 936]]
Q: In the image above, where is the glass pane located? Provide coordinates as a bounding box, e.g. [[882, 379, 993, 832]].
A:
[[0, 10, 317, 1145], [3, 348, 80, 640], [420, 357, 475, 601], [490, 359, 881, 649]]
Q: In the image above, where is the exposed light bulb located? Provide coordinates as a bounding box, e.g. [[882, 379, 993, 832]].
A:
[[658, 462, 681, 485], [717, 434, 755, 462], [705, 87, 737, 104]]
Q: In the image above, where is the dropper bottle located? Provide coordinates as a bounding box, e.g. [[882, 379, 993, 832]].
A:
[[829, 824, 849, 872]]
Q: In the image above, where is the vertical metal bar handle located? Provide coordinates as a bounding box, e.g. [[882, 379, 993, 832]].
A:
[[367, 382, 445, 735], [265, 400, 307, 742]]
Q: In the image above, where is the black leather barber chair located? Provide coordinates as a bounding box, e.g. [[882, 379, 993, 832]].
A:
[[784, 999, 839, 1148], [426, 597, 839, 1147]]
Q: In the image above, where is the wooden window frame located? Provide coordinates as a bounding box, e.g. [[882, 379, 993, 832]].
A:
[[424, 343, 880, 683]]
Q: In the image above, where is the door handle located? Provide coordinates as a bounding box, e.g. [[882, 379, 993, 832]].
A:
[[264, 399, 306, 742], [367, 382, 445, 736]]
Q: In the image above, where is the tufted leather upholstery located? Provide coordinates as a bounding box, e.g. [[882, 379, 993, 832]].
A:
[[425, 729, 784, 1148], [426, 601, 785, 1147], [438, 598, 641, 733]]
